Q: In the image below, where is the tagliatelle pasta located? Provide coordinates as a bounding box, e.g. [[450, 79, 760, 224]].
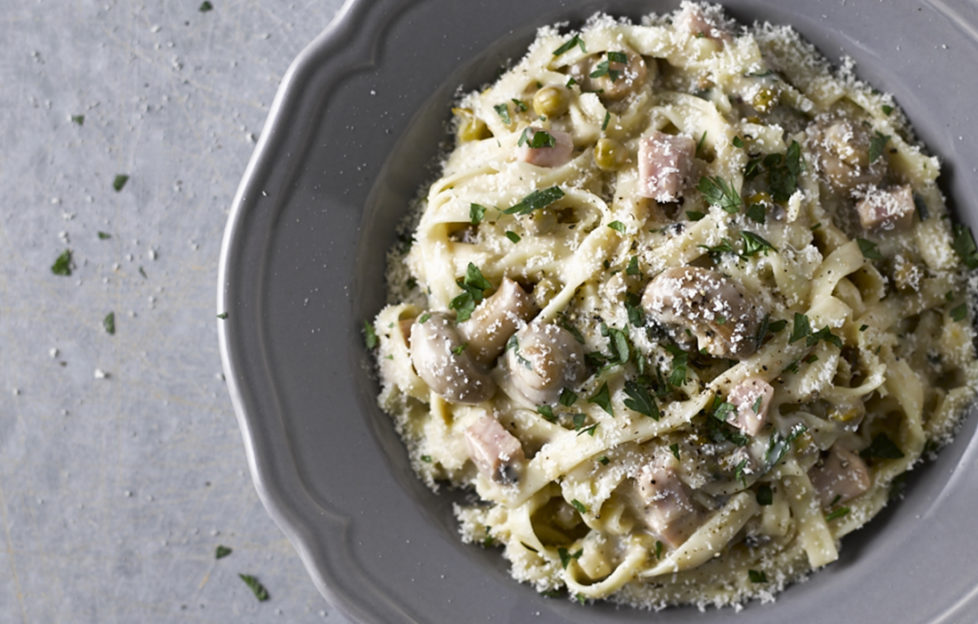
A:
[[369, 2, 978, 609]]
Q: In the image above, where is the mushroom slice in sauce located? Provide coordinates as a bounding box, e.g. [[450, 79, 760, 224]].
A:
[[642, 266, 761, 359], [505, 323, 586, 405], [808, 444, 872, 507], [572, 49, 651, 101], [675, 2, 732, 42], [457, 277, 537, 368], [409, 311, 496, 404], [635, 455, 701, 549], [726, 377, 774, 436], [855, 184, 915, 232], [464, 414, 525, 485], [516, 127, 574, 168], [637, 131, 696, 202], [807, 117, 886, 193]]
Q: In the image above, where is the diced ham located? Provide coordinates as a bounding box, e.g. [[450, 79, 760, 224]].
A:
[[727, 377, 774, 436], [635, 456, 701, 548], [675, 3, 731, 42], [517, 127, 573, 168], [638, 132, 695, 202], [855, 185, 915, 232], [808, 445, 872, 507], [464, 415, 525, 485]]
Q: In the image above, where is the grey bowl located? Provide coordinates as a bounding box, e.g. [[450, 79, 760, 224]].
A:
[[217, 0, 978, 622]]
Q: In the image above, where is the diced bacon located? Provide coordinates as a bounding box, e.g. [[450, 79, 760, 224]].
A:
[[808, 445, 872, 507], [638, 132, 695, 202], [517, 127, 573, 168], [635, 456, 700, 548], [855, 185, 915, 232], [464, 415, 525, 485], [727, 377, 774, 436]]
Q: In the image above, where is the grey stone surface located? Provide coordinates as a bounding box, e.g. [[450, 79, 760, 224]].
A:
[[0, 1, 351, 621]]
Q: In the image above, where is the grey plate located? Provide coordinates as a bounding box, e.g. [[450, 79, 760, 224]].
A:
[[217, 0, 978, 622]]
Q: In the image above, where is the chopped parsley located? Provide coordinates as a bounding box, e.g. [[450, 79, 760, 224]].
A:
[[601, 111, 610, 131], [558, 547, 583, 569], [449, 263, 492, 322], [685, 210, 705, 221], [493, 103, 511, 125], [238, 574, 269, 601], [518, 128, 556, 148], [669, 443, 680, 460], [740, 231, 776, 257], [666, 346, 688, 387], [756, 484, 773, 506], [601, 324, 631, 365], [857, 237, 882, 260], [623, 379, 659, 419], [860, 432, 905, 460], [103, 312, 116, 335], [625, 255, 640, 276], [952, 223, 978, 269], [951, 303, 968, 322], [598, 455, 610, 465], [216, 312, 228, 320], [754, 314, 787, 349], [503, 186, 564, 215], [868, 131, 891, 164], [745, 202, 765, 224], [712, 400, 736, 423], [71, 114, 85, 125], [697, 175, 742, 213], [699, 238, 736, 262], [654, 540, 664, 560], [882, 104, 894, 115], [589, 52, 625, 82], [588, 382, 613, 415], [451, 342, 468, 355], [511, 98, 528, 112], [607, 51, 627, 64], [51, 249, 74, 276], [559, 388, 578, 406], [420, 454, 433, 463], [825, 506, 850, 521], [607, 220, 625, 233], [748, 569, 768, 583], [199, 1, 214, 11], [97, 231, 111, 240], [536, 405, 556, 422], [469, 202, 487, 225], [362, 320, 378, 349], [744, 141, 802, 202], [807, 326, 843, 349], [732, 136, 745, 148], [112, 174, 129, 192], [552, 33, 586, 56], [215, 545, 232, 559], [504, 230, 521, 243], [570, 499, 588, 514], [788, 312, 810, 343], [695, 130, 707, 159], [762, 423, 807, 472], [418, 312, 431, 324]]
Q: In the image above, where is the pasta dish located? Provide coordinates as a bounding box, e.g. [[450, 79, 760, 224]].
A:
[[367, 2, 978, 608]]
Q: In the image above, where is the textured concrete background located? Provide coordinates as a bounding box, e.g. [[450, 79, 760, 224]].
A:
[[0, 1, 352, 621]]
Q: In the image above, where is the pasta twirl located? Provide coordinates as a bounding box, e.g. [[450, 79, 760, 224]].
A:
[[369, 2, 978, 609]]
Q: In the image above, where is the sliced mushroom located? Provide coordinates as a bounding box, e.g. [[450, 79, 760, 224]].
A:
[[726, 377, 774, 436], [464, 414, 525, 485], [808, 444, 871, 507], [409, 311, 495, 404], [457, 278, 537, 368], [637, 131, 696, 202], [675, 2, 732, 42], [855, 184, 915, 232], [572, 49, 650, 101], [505, 323, 586, 405], [516, 126, 574, 168], [807, 116, 886, 193], [642, 266, 761, 359], [634, 454, 701, 548]]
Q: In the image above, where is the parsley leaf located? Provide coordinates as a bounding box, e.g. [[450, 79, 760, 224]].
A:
[[745, 202, 765, 224], [748, 569, 768, 583], [857, 238, 882, 260], [103, 312, 116, 335], [868, 131, 890, 164], [559, 388, 578, 406], [537, 405, 556, 422], [669, 443, 680, 459], [518, 128, 556, 148], [882, 104, 894, 115], [806, 326, 842, 349], [553, 33, 586, 56], [667, 348, 688, 387], [762, 423, 807, 472], [755, 484, 773, 506], [238, 574, 269, 601], [362, 320, 378, 349], [825, 506, 850, 521], [469, 203, 487, 225], [71, 114, 85, 125], [199, 1, 214, 11], [623, 379, 659, 419], [740, 231, 776, 257], [558, 547, 583, 569], [97, 231, 111, 240], [788, 312, 810, 343], [686, 210, 706, 221], [505, 230, 521, 243], [503, 186, 564, 215], [952, 224, 978, 269], [51, 249, 74, 276], [570, 499, 588, 514], [601, 324, 631, 365], [493, 103, 511, 125], [588, 382, 613, 415], [697, 175, 742, 213], [215, 545, 232, 559], [601, 111, 610, 131], [625, 255, 640, 276], [608, 220, 625, 233], [951, 303, 968, 322], [449, 263, 492, 322], [112, 174, 129, 192]]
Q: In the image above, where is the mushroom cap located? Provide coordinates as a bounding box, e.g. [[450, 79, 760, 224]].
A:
[[506, 323, 586, 405], [409, 311, 496, 404]]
